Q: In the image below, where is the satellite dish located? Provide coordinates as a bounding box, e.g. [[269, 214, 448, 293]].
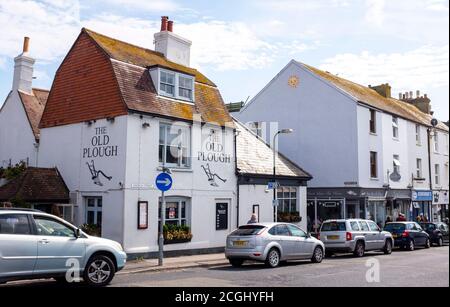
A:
[[431, 118, 438, 127]]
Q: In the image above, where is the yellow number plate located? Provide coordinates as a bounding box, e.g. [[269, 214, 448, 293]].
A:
[[233, 240, 248, 247], [327, 235, 339, 240]]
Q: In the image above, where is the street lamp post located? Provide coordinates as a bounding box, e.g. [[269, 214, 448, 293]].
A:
[[273, 129, 294, 223]]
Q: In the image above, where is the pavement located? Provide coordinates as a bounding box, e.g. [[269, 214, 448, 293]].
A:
[[3, 246, 448, 287], [118, 253, 229, 274]]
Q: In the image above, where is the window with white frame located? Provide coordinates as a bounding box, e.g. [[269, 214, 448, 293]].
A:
[[159, 198, 190, 226], [416, 158, 422, 178], [392, 116, 399, 138], [393, 154, 401, 174], [276, 187, 298, 213], [160, 70, 176, 97], [415, 124, 421, 145], [86, 197, 102, 226], [370, 151, 378, 178], [248, 122, 263, 138], [159, 123, 191, 168], [369, 109, 376, 134], [445, 134, 449, 154], [435, 164, 440, 185], [157, 69, 195, 102], [178, 75, 194, 100], [434, 132, 439, 153]]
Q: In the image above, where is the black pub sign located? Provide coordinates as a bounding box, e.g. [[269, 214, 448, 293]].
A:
[[216, 203, 228, 230]]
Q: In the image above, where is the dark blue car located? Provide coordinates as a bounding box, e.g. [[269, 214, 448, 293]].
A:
[[420, 222, 449, 246], [384, 222, 431, 251]]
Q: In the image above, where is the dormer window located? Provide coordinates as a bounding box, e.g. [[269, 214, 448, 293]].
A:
[[179, 75, 193, 100], [151, 68, 195, 103], [160, 71, 175, 96]]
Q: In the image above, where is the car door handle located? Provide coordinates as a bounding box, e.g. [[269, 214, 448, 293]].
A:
[[39, 239, 50, 245]]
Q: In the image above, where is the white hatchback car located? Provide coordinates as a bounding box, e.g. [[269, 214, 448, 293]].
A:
[[0, 208, 127, 286]]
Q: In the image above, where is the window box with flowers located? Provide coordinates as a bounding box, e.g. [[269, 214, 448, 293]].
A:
[[163, 224, 193, 245], [277, 211, 302, 223]]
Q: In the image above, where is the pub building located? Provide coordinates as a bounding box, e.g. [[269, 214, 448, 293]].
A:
[[0, 17, 312, 257]]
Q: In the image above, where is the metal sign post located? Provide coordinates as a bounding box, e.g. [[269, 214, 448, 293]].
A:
[[155, 172, 173, 266]]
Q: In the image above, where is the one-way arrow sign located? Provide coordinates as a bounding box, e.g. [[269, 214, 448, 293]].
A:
[[155, 173, 173, 192]]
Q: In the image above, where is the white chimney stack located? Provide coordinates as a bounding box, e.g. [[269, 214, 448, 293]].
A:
[[12, 37, 35, 94], [154, 16, 192, 67]]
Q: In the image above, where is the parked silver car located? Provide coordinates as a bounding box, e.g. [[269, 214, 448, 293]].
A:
[[319, 219, 393, 257], [0, 209, 127, 286], [225, 223, 325, 268]]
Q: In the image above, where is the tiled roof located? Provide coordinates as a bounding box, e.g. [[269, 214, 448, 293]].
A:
[[235, 119, 312, 179], [18, 88, 49, 141], [0, 167, 69, 203], [85, 29, 215, 86], [40, 28, 233, 128], [110, 60, 233, 126], [301, 63, 449, 131]]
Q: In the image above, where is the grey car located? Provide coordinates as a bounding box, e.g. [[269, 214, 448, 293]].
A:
[[0, 209, 127, 286], [225, 223, 325, 268], [319, 219, 394, 257]]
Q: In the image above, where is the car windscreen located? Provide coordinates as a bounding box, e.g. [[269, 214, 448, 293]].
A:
[[384, 223, 405, 232], [320, 222, 346, 232], [230, 225, 265, 236]]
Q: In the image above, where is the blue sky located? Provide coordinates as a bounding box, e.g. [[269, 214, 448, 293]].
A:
[[1, 0, 449, 120]]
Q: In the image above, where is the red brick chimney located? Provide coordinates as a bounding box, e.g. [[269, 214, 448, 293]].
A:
[[161, 16, 169, 31]]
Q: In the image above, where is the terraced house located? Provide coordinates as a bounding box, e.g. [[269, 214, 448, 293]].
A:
[[235, 60, 449, 232]]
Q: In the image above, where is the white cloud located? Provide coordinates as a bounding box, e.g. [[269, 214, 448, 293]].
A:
[[365, 0, 385, 27], [84, 15, 295, 72], [177, 21, 275, 71], [318, 45, 449, 97], [262, 0, 350, 10], [0, 0, 80, 61], [99, 0, 179, 12], [426, 0, 449, 11]]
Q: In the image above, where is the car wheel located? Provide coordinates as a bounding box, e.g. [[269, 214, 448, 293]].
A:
[[229, 259, 244, 267], [407, 239, 415, 251], [265, 248, 281, 268], [353, 241, 365, 257], [425, 238, 431, 249], [83, 254, 115, 287], [383, 240, 393, 255], [311, 246, 324, 263], [437, 237, 443, 247]]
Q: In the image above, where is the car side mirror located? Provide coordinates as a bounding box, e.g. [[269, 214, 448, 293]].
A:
[[75, 228, 81, 238]]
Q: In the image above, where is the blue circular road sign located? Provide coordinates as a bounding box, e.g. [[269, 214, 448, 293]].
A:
[[155, 173, 173, 192]]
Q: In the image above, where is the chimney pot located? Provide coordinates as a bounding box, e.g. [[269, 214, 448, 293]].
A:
[[416, 90, 420, 98], [399, 93, 402, 100], [405, 92, 409, 99], [161, 16, 169, 31], [168, 20, 174, 32], [23, 37, 30, 53], [424, 94, 428, 99]]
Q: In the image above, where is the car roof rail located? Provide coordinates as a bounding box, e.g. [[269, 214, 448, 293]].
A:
[[0, 207, 43, 213]]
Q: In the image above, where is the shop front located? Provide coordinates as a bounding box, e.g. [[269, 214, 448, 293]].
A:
[[411, 190, 433, 222], [432, 190, 449, 222], [307, 188, 414, 232]]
